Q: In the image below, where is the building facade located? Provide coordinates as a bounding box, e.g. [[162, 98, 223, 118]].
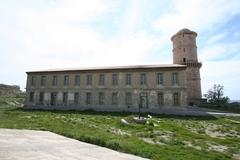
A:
[[25, 29, 202, 111]]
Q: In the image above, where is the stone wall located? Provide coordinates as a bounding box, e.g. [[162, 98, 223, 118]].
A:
[[0, 84, 21, 96]]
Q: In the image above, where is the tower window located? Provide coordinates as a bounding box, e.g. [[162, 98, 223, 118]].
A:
[[183, 58, 186, 62]]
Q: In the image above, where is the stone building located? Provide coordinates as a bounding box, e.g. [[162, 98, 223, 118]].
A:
[[0, 84, 21, 97], [25, 28, 202, 112]]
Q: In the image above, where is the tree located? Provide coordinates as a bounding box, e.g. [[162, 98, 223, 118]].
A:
[[204, 84, 229, 104]]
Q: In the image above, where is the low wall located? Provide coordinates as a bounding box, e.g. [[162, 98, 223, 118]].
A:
[[24, 105, 212, 116]]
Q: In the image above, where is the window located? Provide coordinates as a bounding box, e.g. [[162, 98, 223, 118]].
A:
[[173, 92, 179, 106], [99, 74, 105, 86], [52, 76, 58, 86], [86, 92, 92, 104], [98, 92, 105, 105], [125, 92, 132, 105], [40, 76, 46, 86], [157, 73, 164, 85], [74, 92, 79, 104], [112, 92, 118, 105], [183, 58, 186, 62], [140, 73, 147, 85], [63, 92, 68, 105], [64, 75, 69, 86], [75, 75, 80, 86], [39, 92, 44, 104], [112, 74, 118, 86], [183, 48, 185, 52], [172, 72, 178, 85], [31, 76, 36, 86], [86, 75, 92, 86], [158, 92, 164, 106], [126, 74, 132, 85], [29, 92, 34, 102], [51, 92, 57, 106]]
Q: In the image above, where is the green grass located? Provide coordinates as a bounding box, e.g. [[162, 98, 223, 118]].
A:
[[0, 97, 240, 160]]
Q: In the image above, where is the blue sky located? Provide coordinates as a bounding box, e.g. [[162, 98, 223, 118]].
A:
[[0, 0, 240, 100]]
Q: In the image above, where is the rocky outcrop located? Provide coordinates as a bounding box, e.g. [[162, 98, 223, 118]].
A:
[[0, 84, 21, 97]]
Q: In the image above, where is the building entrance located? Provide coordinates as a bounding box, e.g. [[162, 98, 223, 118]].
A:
[[139, 92, 148, 108]]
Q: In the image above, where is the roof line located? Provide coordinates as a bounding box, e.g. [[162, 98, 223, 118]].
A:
[[26, 64, 187, 74]]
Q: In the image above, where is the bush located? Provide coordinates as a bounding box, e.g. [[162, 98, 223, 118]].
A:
[[80, 135, 106, 147], [107, 140, 122, 151]]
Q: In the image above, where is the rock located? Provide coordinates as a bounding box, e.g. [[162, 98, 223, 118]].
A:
[[147, 114, 152, 119], [121, 119, 129, 125], [133, 117, 147, 124]]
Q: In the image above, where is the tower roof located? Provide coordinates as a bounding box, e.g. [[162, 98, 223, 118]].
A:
[[177, 28, 193, 34], [171, 28, 197, 41]]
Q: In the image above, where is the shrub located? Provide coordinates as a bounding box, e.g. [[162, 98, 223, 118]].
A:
[[107, 140, 122, 151]]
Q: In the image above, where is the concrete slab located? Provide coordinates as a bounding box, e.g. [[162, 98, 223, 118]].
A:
[[0, 129, 148, 160]]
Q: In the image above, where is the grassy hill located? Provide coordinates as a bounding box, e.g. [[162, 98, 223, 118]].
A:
[[0, 97, 239, 160]]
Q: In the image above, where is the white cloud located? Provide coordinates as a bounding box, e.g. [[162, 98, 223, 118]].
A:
[[0, 0, 159, 88], [49, 0, 113, 22], [152, 0, 240, 35], [0, 0, 116, 88], [199, 42, 240, 61], [200, 44, 227, 62], [206, 33, 226, 44], [119, 0, 147, 36]]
